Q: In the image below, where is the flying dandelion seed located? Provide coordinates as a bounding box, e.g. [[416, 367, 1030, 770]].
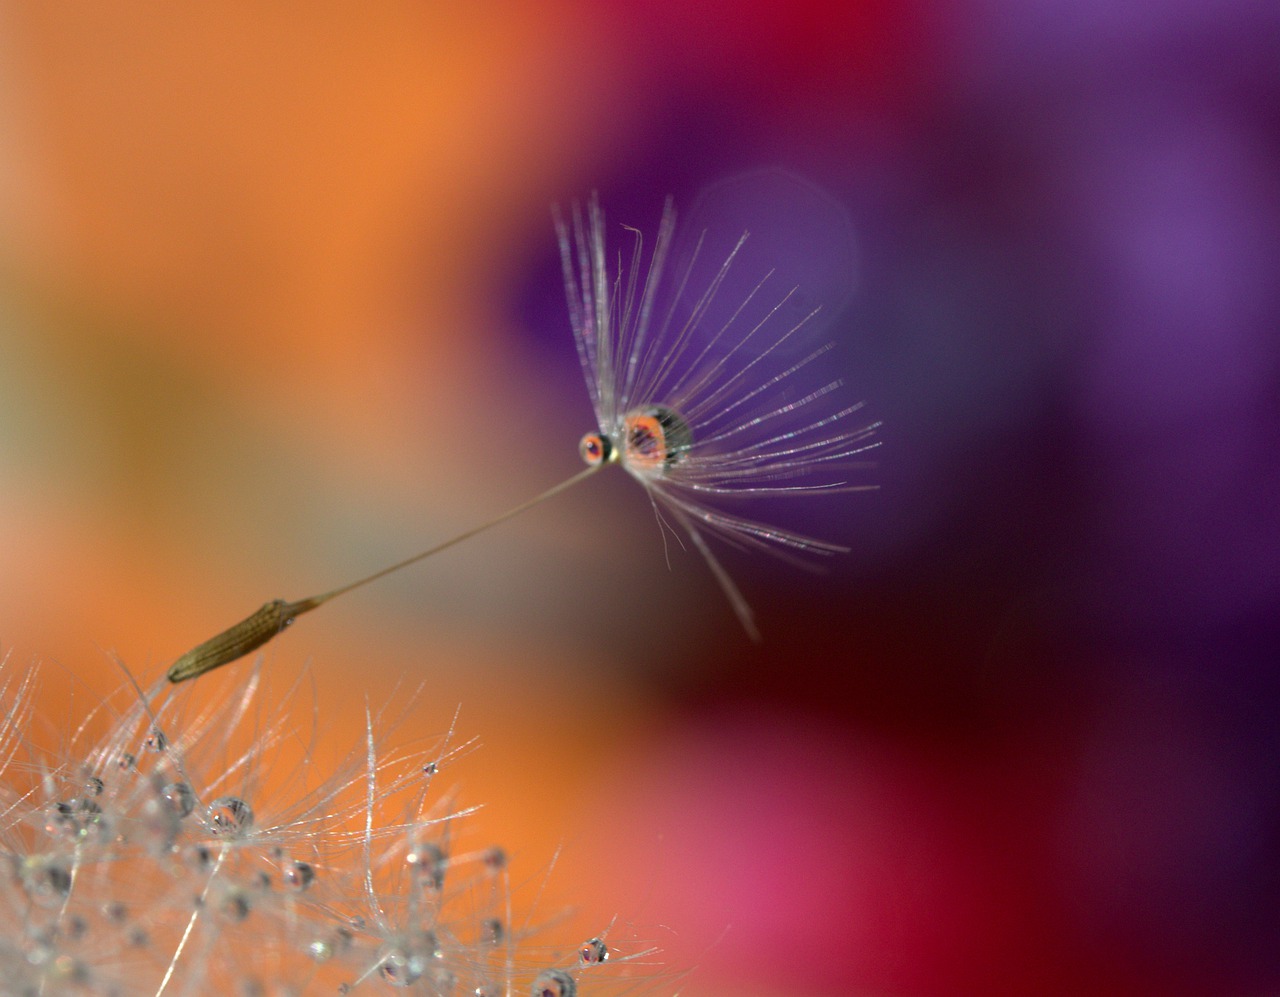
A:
[[169, 172, 877, 681]]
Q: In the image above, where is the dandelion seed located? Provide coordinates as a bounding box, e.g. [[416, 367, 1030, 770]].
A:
[[168, 173, 876, 680]]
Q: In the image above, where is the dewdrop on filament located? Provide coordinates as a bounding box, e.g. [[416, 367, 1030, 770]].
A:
[[168, 173, 878, 682]]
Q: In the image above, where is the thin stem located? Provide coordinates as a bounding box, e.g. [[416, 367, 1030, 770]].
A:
[[307, 464, 600, 606], [168, 465, 600, 682]]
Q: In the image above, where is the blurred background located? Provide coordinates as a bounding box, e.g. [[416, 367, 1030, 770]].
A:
[[1, 3, 1277, 994]]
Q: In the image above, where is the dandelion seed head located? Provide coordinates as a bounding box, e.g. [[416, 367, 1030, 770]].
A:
[[0, 658, 676, 994]]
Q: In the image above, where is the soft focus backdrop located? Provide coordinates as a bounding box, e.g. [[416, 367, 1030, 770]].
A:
[[2, 4, 1278, 995]]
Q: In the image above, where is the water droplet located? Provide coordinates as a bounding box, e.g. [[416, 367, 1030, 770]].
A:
[[531, 969, 577, 997], [103, 902, 127, 923], [49, 797, 107, 841], [578, 937, 608, 965], [309, 925, 354, 962], [64, 915, 88, 940], [117, 752, 136, 771], [481, 846, 506, 874], [19, 857, 72, 908], [128, 926, 149, 947], [145, 727, 168, 752], [49, 955, 89, 985], [161, 781, 196, 817], [206, 796, 254, 836], [406, 842, 447, 892], [422, 762, 438, 777], [378, 949, 425, 987], [480, 918, 503, 946], [219, 890, 251, 922], [186, 844, 214, 870], [83, 776, 105, 797], [285, 860, 315, 892]]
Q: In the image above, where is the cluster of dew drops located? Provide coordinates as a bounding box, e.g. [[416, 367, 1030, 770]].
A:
[[0, 666, 650, 996]]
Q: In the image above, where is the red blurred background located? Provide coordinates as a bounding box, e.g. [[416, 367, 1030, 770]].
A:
[[2, 4, 1277, 995]]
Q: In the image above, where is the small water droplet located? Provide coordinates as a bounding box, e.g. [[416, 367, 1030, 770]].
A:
[[285, 860, 315, 892], [531, 969, 577, 997], [406, 842, 447, 892], [378, 949, 425, 987], [145, 727, 168, 752], [206, 796, 254, 836], [83, 776, 105, 797], [49, 797, 107, 841], [578, 937, 608, 965], [187, 845, 215, 871], [19, 857, 72, 908], [117, 752, 136, 771], [103, 902, 127, 923], [161, 781, 196, 817], [480, 918, 503, 946], [422, 762, 438, 777], [310, 925, 353, 962], [220, 890, 252, 921], [127, 926, 149, 947], [481, 846, 506, 874], [50, 955, 89, 985]]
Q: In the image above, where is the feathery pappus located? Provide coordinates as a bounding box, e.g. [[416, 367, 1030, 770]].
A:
[[558, 173, 879, 638]]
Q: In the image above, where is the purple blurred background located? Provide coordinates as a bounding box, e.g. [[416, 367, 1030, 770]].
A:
[[1, 3, 1277, 994]]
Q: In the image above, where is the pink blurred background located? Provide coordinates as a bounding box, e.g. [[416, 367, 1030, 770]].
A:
[[2, 4, 1278, 995]]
